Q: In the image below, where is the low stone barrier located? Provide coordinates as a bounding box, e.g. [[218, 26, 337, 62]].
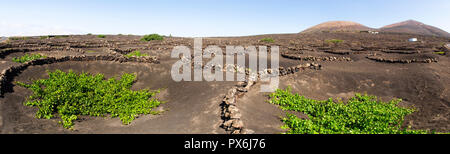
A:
[[381, 50, 420, 54], [323, 50, 367, 55], [282, 54, 352, 62], [0, 46, 88, 58], [221, 81, 255, 134], [0, 55, 159, 96], [366, 55, 438, 63], [219, 62, 322, 134]]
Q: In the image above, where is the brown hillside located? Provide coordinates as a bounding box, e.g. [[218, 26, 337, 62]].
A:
[[380, 20, 450, 37], [301, 21, 375, 33]]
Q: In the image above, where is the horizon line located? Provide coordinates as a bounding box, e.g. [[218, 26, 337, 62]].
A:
[[2, 19, 449, 38]]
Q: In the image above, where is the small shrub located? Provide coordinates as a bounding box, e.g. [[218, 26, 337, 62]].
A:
[[269, 87, 432, 134], [326, 39, 344, 44], [9, 37, 30, 41], [12, 53, 47, 63], [126, 50, 149, 58], [17, 70, 163, 129], [433, 51, 445, 55], [87, 33, 93, 35], [54, 35, 70, 38], [140, 34, 164, 41], [40, 36, 49, 39], [97, 35, 106, 38], [260, 38, 275, 43]]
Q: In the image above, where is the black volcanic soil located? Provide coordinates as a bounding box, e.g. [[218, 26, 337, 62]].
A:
[[1, 33, 449, 134], [1, 61, 234, 134], [240, 59, 450, 133]]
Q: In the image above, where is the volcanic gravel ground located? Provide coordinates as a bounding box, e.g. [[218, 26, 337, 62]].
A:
[[0, 33, 449, 133]]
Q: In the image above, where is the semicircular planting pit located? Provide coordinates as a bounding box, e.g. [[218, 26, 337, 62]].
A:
[[0, 33, 449, 134]]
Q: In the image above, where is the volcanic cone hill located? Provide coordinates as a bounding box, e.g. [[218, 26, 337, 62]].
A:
[[301, 21, 375, 33], [302, 20, 450, 38], [380, 20, 450, 38], [1, 21, 450, 134]]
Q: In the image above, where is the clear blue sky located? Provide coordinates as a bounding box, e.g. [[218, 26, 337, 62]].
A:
[[1, 0, 449, 37]]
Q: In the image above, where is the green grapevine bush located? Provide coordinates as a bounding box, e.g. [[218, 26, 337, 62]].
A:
[[126, 50, 148, 58], [433, 51, 445, 55], [54, 35, 70, 38], [269, 87, 431, 134], [260, 38, 275, 43], [140, 34, 164, 41], [9, 37, 31, 41], [17, 70, 162, 129], [326, 39, 344, 44], [12, 53, 47, 63]]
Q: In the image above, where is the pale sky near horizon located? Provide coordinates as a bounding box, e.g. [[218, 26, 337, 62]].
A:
[[0, 0, 449, 37]]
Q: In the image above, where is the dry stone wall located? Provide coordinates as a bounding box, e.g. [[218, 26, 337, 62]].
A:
[[282, 53, 352, 62], [0, 54, 159, 96], [366, 55, 438, 63], [220, 63, 322, 134]]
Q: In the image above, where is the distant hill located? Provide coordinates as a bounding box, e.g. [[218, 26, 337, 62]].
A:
[[380, 20, 450, 37], [302, 20, 450, 38], [301, 21, 375, 33], [0, 37, 8, 43]]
